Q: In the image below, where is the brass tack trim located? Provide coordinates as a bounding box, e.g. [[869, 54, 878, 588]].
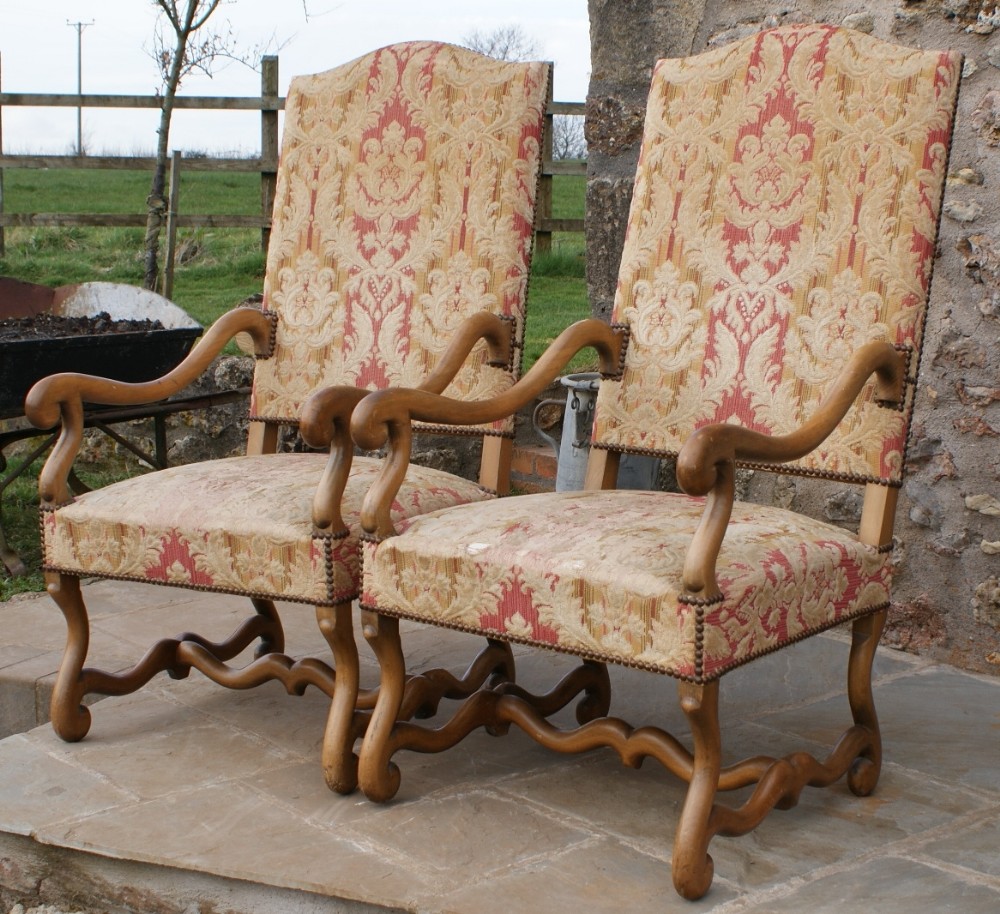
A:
[[606, 322, 630, 380], [312, 529, 350, 542], [39, 563, 358, 606], [411, 426, 513, 439], [496, 313, 519, 374], [358, 599, 890, 687], [678, 592, 724, 607], [254, 308, 279, 360]]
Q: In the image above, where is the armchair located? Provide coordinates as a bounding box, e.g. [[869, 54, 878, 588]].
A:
[[24, 42, 550, 794], [350, 26, 962, 898]]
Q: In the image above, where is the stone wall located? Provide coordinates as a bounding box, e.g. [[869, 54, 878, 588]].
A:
[[586, 0, 1000, 674]]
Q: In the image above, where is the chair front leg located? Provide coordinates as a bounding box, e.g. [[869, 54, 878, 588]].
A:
[[316, 600, 360, 794], [46, 572, 93, 742], [673, 680, 721, 901], [358, 609, 405, 802]]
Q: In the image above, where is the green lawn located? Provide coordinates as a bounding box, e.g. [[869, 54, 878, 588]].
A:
[[0, 166, 589, 597], [1, 167, 587, 333]]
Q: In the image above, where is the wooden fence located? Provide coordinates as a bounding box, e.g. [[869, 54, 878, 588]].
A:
[[0, 54, 585, 294]]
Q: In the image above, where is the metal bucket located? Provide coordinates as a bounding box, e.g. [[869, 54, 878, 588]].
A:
[[532, 372, 659, 492]]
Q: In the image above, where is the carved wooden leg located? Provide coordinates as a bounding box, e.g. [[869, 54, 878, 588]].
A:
[[673, 680, 721, 901], [846, 609, 886, 797], [251, 598, 284, 657], [358, 610, 404, 802], [316, 601, 359, 794], [45, 572, 92, 742]]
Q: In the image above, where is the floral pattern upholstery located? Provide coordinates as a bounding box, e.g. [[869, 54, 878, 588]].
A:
[[592, 26, 961, 484], [42, 44, 549, 606], [362, 490, 889, 681], [43, 454, 490, 605], [361, 26, 961, 683], [252, 42, 549, 435]]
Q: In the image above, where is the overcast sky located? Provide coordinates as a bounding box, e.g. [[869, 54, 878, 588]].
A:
[[1, 0, 590, 155]]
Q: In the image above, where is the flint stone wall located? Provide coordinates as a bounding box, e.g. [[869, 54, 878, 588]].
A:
[[587, 0, 1000, 674]]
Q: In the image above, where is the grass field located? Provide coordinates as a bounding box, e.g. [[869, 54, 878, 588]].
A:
[[0, 168, 588, 337], [0, 167, 589, 597]]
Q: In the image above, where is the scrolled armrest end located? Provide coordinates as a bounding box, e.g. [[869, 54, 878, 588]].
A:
[[24, 378, 70, 430], [676, 426, 735, 497]]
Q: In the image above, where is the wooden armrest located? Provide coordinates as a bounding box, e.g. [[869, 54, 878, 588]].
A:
[[675, 340, 904, 600], [26, 307, 274, 506], [298, 311, 517, 450], [354, 318, 628, 540], [418, 311, 518, 394], [298, 311, 516, 536]]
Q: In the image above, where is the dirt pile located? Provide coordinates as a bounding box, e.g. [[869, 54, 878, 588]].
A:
[[0, 312, 166, 343]]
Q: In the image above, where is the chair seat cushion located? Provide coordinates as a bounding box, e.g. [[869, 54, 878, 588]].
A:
[[361, 490, 892, 681], [42, 453, 491, 605]]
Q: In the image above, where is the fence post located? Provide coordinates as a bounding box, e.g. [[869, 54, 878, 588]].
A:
[[162, 149, 182, 300], [535, 64, 554, 257], [260, 55, 279, 255]]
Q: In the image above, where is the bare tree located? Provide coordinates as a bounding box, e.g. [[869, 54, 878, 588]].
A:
[[552, 114, 587, 161], [461, 24, 541, 62], [143, 0, 280, 291]]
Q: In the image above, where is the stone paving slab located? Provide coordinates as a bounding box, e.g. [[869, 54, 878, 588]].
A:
[[1, 581, 999, 913]]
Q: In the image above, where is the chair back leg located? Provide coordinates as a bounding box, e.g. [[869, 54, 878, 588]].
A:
[[847, 609, 887, 797]]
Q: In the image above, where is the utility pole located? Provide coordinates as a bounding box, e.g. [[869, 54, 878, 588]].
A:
[[67, 20, 94, 156]]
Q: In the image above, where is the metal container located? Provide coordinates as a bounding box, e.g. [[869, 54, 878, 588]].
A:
[[0, 279, 202, 419], [532, 371, 659, 491]]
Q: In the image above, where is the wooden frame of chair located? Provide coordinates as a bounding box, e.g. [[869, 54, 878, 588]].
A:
[[345, 25, 962, 899], [24, 42, 551, 795]]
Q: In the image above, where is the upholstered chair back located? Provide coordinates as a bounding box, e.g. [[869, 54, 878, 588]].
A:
[[251, 42, 549, 435], [593, 25, 961, 485]]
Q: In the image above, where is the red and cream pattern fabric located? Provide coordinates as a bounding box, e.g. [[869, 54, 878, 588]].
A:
[[362, 490, 890, 681], [251, 43, 549, 434], [592, 26, 961, 484], [43, 454, 490, 605], [361, 26, 961, 682]]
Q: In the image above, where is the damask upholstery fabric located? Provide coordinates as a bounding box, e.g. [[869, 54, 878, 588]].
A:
[[361, 490, 890, 681], [251, 42, 549, 435], [43, 455, 490, 605], [41, 44, 548, 608], [592, 26, 962, 484], [361, 25, 962, 682]]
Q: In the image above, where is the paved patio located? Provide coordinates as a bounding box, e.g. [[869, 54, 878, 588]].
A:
[[1, 579, 999, 913]]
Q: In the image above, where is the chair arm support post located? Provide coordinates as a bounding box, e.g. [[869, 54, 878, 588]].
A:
[[682, 460, 735, 600], [37, 397, 85, 507], [362, 420, 413, 539], [27, 307, 274, 508], [354, 319, 628, 538], [300, 387, 370, 535], [676, 341, 904, 598]]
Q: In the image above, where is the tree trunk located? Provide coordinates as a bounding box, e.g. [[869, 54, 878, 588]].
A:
[[143, 8, 194, 292]]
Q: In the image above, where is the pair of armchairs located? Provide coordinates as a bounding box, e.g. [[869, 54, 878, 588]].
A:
[[27, 26, 962, 900]]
